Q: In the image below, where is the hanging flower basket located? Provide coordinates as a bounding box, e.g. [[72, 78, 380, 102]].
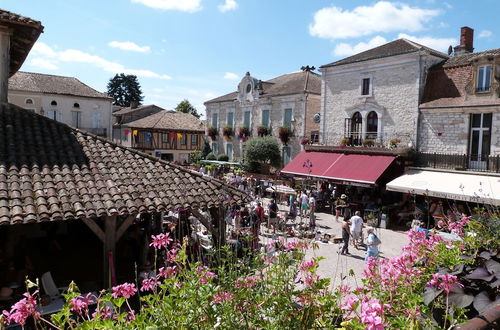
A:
[[238, 126, 250, 141], [257, 125, 269, 137], [300, 137, 310, 145], [278, 126, 292, 144], [223, 125, 234, 140], [362, 139, 375, 147], [389, 138, 401, 149], [339, 137, 350, 146], [207, 126, 218, 141]]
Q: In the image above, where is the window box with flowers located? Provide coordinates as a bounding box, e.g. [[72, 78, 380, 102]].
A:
[[223, 126, 234, 140], [278, 126, 292, 145], [362, 139, 375, 147], [339, 137, 350, 147], [207, 126, 218, 141], [238, 126, 250, 142], [300, 137, 310, 145], [257, 125, 269, 137], [389, 138, 400, 149]]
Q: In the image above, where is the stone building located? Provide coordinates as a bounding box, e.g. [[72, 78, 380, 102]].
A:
[[418, 27, 500, 171], [319, 39, 448, 148], [112, 104, 164, 143], [204, 69, 321, 165], [9, 71, 113, 137]]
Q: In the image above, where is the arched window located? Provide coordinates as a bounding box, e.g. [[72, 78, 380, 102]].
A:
[[51, 100, 57, 106], [350, 112, 362, 145], [25, 98, 33, 104], [367, 111, 378, 139], [73, 103, 80, 108]]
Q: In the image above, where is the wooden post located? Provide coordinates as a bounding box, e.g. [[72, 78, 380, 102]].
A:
[[104, 215, 117, 288]]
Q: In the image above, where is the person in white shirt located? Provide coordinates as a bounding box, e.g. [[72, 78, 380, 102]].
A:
[[349, 211, 364, 249], [300, 191, 309, 217], [308, 194, 316, 227]]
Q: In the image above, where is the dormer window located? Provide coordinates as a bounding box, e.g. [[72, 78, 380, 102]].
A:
[[25, 98, 33, 104], [477, 65, 492, 92], [51, 100, 57, 106], [73, 102, 80, 108]]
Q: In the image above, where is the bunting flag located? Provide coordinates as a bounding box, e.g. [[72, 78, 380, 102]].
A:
[[132, 130, 138, 136], [177, 133, 183, 138], [124, 129, 130, 135], [145, 132, 152, 142], [169, 132, 175, 139]]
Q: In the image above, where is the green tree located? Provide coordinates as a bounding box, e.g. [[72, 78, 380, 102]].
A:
[[107, 73, 144, 107], [244, 136, 281, 173], [175, 99, 200, 118]]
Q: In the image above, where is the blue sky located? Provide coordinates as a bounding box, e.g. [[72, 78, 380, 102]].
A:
[[3, 0, 498, 118]]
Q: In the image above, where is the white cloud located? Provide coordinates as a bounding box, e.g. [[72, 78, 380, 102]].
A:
[[333, 36, 388, 56], [309, 1, 440, 40], [397, 33, 456, 52], [218, 0, 237, 12], [29, 42, 171, 80], [131, 0, 202, 12], [108, 41, 151, 53], [223, 72, 239, 80], [443, 2, 452, 9], [478, 30, 492, 38], [29, 58, 59, 70]]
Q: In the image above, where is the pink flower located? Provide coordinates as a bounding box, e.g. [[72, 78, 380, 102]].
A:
[[150, 233, 173, 249], [126, 310, 136, 322], [158, 266, 178, 279], [300, 259, 316, 272], [141, 278, 160, 292], [341, 295, 359, 312], [235, 274, 261, 289], [112, 283, 137, 299], [70, 297, 88, 315], [361, 298, 389, 330], [427, 273, 462, 293], [2, 291, 40, 325], [212, 291, 234, 304], [196, 266, 217, 284], [92, 305, 112, 321]]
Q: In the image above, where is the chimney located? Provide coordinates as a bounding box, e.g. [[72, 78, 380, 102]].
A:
[[453, 26, 474, 55], [130, 100, 139, 109]]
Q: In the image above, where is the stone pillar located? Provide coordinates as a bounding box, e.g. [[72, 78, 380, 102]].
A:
[[0, 27, 12, 103], [361, 112, 368, 140], [377, 116, 383, 143]]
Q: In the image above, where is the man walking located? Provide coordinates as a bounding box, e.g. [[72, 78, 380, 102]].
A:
[[365, 226, 381, 262], [268, 199, 278, 234], [349, 211, 364, 249], [340, 217, 351, 255]]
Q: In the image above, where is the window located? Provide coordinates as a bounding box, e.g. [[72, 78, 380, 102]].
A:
[[345, 112, 362, 145], [362, 78, 371, 95], [246, 84, 252, 93], [366, 111, 378, 139], [212, 142, 219, 155], [163, 132, 169, 143], [25, 98, 33, 104], [227, 112, 234, 128], [92, 113, 102, 128], [283, 108, 293, 127], [211, 113, 218, 128], [71, 111, 81, 128], [311, 131, 319, 144], [226, 143, 233, 160], [180, 134, 187, 145], [191, 134, 199, 146], [243, 111, 251, 128], [262, 110, 270, 128], [469, 113, 492, 169], [477, 65, 492, 92], [73, 102, 80, 108], [50, 100, 57, 106], [47, 109, 57, 121], [282, 146, 291, 166]]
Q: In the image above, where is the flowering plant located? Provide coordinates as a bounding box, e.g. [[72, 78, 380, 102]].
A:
[[238, 126, 250, 142], [389, 138, 401, 148], [207, 126, 218, 141], [300, 137, 310, 145], [223, 125, 234, 139], [278, 126, 292, 144], [257, 125, 269, 137]]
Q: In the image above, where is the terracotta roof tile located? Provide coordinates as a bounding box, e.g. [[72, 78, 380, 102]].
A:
[[125, 110, 204, 131], [0, 103, 249, 225]]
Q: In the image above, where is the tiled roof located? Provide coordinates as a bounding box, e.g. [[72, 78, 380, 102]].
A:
[[321, 39, 448, 68], [9, 72, 111, 99], [420, 49, 500, 109], [0, 103, 248, 225], [0, 9, 44, 76], [125, 110, 205, 132], [113, 104, 162, 116], [204, 71, 321, 104], [443, 48, 500, 68]]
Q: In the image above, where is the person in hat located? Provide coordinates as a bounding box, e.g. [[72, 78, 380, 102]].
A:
[[365, 226, 381, 262]]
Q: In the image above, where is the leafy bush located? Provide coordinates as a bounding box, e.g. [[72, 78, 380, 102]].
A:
[[244, 136, 281, 172], [217, 154, 229, 161], [206, 152, 217, 160], [189, 151, 202, 165]]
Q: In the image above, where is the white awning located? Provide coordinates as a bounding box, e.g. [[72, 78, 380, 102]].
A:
[[386, 169, 500, 205]]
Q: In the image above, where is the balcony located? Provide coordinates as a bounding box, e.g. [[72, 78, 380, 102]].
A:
[[414, 152, 500, 173], [81, 127, 107, 137]]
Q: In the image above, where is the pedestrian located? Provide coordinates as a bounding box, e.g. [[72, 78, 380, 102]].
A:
[[308, 193, 316, 227], [300, 191, 309, 218], [250, 208, 261, 251], [349, 211, 364, 249], [268, 199, 278, 234], [255, 202, 265, 225], [365, 226, 381, 262], [340, 217, 351, 255]]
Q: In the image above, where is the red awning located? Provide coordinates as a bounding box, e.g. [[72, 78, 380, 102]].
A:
[[281, 151, 396, 185]]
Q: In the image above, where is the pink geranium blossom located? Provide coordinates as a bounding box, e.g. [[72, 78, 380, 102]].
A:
[[2, 291, 40, 325], [212, 291, 234, 304], [427, 273, 462, 293], [112, 283, 137, 299], [150, 233, 173, 249], [141, 278, 161, 292]]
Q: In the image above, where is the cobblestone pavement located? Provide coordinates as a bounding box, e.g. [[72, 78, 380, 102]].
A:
[[257, 201, 408, 288]]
